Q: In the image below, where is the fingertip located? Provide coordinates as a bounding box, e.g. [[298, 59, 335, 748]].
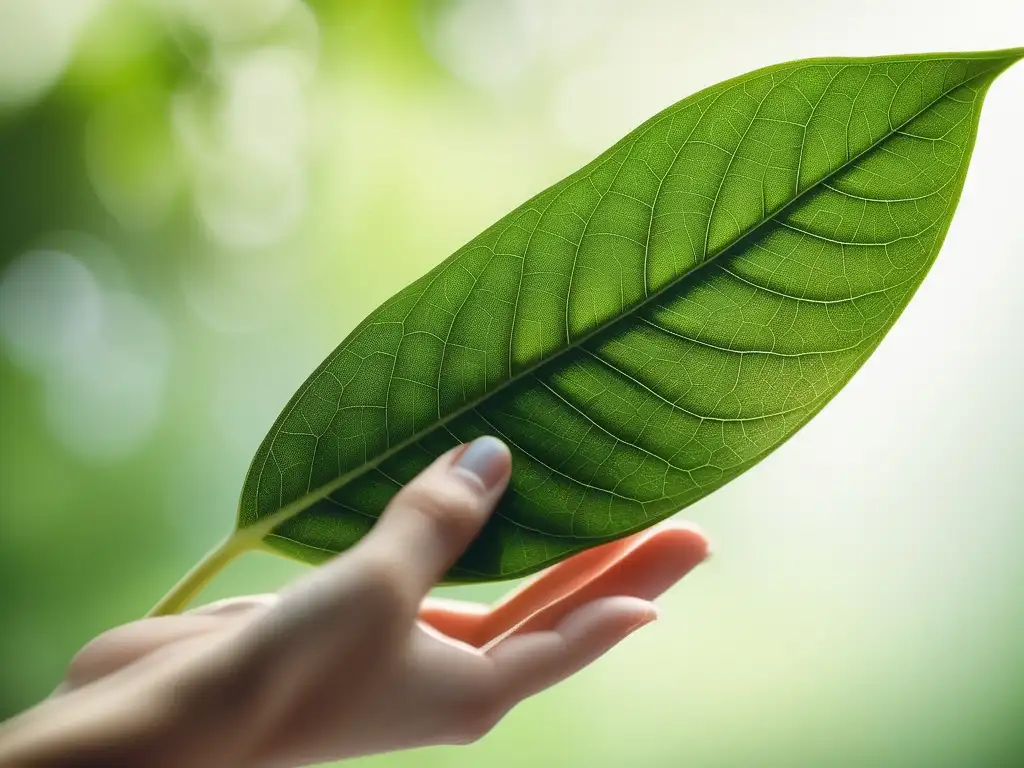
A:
[[475, 523, 710, 647], [554, 595, 657, 642], [450, 435, 512, 493], [621, 607, 659, 640], [606, 598, 660, 641], [644, 522, 713, 564], [359, 436, 513, 600], [487, 595, 658, 700]]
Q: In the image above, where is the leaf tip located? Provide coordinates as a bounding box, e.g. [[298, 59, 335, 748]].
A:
[[987, 46, 1024, 70]]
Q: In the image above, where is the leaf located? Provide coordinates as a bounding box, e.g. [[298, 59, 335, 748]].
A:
[[238, 49, 1023, 582]]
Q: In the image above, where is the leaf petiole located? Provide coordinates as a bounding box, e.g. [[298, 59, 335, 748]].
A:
[[146, 532, 253, 617]]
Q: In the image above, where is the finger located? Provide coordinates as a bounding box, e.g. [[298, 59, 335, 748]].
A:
[[417, 597, 490, 642], [63, 616, 226, 690], [354, 436, 511, 600], [487, 596, 657, 702], [232, 438, 511, 669], [491, 532, 651, 614], [186, 594, 279, 616], [420, 531, 667, 648], [419, 523, 708, 647], [478, 523, 708, 646], [63, 596, 281, 690]]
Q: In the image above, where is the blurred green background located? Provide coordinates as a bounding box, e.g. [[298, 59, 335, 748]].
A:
[[1, 1, 1022, 765]]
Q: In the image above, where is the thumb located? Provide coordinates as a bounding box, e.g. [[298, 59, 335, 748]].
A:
[[353, 436, 512, 599]]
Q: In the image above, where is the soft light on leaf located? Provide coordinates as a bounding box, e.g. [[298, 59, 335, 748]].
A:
[[151, 48, 1024, 614]]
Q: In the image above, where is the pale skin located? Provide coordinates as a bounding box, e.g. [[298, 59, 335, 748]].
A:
[[0, 436, 710, 767]]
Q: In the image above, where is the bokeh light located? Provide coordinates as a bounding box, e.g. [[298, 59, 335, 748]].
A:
[[0, 0, 98, 108], [0, 246, 169, 460], [0, 249, 103, 376]]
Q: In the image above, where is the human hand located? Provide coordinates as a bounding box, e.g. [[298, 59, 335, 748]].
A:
[[0, 437, 709, 768]]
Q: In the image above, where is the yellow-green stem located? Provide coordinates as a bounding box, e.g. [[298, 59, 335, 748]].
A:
[[147, 533, 251, 617]]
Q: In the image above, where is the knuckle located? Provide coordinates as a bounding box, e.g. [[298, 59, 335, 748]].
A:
[[450, 705, 506, 745], [64, 623, 147, 688], [351, 553, 416, 614], [446, 682, 508, 745], [400, 482, 481, 538], [65, 635, 110, 687]]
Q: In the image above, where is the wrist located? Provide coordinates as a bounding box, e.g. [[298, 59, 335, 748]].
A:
[[0, 667, 232, 768], [0, 691, 174, 768]]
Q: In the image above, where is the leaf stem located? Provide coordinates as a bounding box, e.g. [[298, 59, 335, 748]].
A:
[[147, 533, 251, 617]]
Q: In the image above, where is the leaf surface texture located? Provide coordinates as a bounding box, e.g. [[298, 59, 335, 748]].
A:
[[239, 50, 1022, 580]]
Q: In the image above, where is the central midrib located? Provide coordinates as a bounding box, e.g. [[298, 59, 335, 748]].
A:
[[247, 59, 1003, 542]]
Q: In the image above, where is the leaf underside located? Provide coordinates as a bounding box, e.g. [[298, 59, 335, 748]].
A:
[[239, 49, 1022, 582]]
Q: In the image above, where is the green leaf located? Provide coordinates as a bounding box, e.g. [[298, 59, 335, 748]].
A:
[[239, 49, 1023, 582]]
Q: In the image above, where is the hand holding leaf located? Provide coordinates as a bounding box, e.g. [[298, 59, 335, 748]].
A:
[[0, 441, 708, 767]]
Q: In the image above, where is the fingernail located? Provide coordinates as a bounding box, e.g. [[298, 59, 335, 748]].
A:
[[700, 530, 715, 561], [453, 436, 511, 491], [682, 522, 714, 562], [625, 606, 660, 636]]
